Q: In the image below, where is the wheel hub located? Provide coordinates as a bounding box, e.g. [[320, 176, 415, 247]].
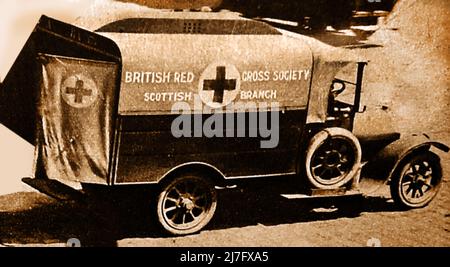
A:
[[311, 144, 350, 182], [402, 163, 435, 200], [323, 150, 341, 168], [179, 197, 195, 211]]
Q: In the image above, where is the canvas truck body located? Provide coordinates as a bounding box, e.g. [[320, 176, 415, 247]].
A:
[[81, 11, 361, 186], [1, 9, 447, 235]]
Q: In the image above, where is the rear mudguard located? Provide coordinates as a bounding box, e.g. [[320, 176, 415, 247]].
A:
[[362, 133, 449, 184]]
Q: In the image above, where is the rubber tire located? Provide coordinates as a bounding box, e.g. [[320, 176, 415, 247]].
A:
[[390, 151, 443, 209], [305, 127, 362, 189], [156, 173, 217, 235]]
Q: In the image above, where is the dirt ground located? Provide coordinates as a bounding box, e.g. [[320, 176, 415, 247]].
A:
[[0, 0, 449, 247], [0, 152, 449, 247]]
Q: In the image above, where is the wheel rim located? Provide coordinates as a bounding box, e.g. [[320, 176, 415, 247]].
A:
[[310, 137, 356, 186], [400, 159, 440, 205], [161, 177, 215, 231]]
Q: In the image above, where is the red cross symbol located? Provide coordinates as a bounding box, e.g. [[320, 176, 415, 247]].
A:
[[202, 66, 237, 103], [65, 79, 92, 103]]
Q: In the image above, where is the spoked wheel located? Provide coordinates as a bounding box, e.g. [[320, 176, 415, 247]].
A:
[[156, 174, 217, 235], [390, 151, 443, 209], [305, 127, 362, 189]]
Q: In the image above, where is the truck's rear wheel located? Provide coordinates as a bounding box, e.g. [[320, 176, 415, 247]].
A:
[[390, 151, 442, 209], [305, 127, 362, 189], [156, 173, 217, 235]]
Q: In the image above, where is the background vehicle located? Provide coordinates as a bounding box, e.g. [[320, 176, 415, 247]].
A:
[[120, 0, 398, 30], [215, 0, 398, 30]]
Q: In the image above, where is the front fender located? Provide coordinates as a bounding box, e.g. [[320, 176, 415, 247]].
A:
[[363, 133, 449, 183]]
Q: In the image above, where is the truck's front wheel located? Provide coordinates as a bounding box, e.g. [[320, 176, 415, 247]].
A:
[[156, 173, 217, 235], [390, 151, 443, 209]]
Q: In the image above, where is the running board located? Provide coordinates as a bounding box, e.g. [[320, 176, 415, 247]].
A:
[[22, 177, 83, 201], [281, 189, 362, 199]]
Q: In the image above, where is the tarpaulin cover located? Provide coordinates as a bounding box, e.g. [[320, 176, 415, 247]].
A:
[[36, 54, 117, 184]]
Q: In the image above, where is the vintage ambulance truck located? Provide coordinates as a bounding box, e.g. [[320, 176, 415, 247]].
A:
[[0, 10, 447, 235]]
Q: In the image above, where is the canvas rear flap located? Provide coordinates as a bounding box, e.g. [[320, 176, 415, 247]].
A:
[[36, 54, 118, 184]]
